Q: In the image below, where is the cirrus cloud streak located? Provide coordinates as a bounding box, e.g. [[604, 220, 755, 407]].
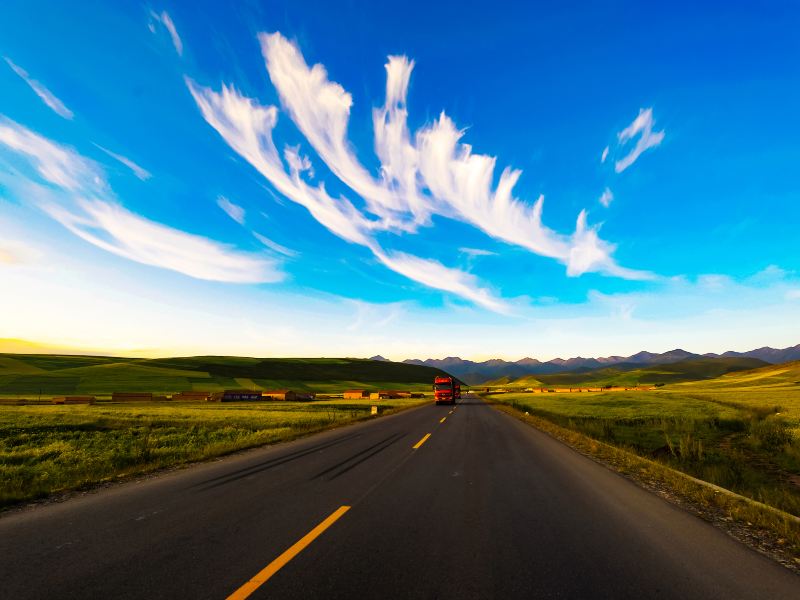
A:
[[4, 57, 74, 120], [186, 78, 508, 311], [188, 32, 654, 312], [614, 107, 664, 173], [258, 34, 652, 281], [0, 117, 280, 284]]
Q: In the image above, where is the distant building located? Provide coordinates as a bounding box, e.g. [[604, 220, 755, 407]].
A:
[[172, 391, 211, 402], [52, 396, 95, 405], [343, 389, 369, 399], [112, 392, 152, 402], [369, 390, 406, 400], [263, 390, 297, 401], [213, 389, 263, 402]]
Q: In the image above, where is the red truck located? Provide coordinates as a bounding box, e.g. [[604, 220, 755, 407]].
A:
[[433, 376, 461, 405]]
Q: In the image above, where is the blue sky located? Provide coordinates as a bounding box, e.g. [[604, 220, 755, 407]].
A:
[[1, 1, 799, 360]]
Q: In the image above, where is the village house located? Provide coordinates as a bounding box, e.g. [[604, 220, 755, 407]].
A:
[[172, 391, 211, 401], [210, 390, 263, 402], [112, 392, 152, 402], [369, 390, 407, 400], [262, 390, 297, 401], [51, 396, 95, 405]]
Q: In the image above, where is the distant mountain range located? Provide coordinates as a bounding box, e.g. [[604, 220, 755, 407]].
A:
[[400, 344, 800, 385]]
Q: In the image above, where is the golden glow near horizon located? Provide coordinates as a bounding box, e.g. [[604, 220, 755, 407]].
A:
[[2, 219, 799, 362]]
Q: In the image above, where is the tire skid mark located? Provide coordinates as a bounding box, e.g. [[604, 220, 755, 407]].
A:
[[192, 432, 363, 491], [311, 432, 406, 481]]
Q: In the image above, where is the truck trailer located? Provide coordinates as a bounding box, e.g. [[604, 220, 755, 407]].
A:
[[433, 376, 461, 405]]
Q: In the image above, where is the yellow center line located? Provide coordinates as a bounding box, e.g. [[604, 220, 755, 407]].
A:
[[439, 416, 447, 424], [413, 433, 431, 449], [226, 505, 351, 600]]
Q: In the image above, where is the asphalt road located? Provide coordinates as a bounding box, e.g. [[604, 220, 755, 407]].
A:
[[1, 395, 797, 599]]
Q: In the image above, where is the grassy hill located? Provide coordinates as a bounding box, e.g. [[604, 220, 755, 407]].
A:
[[484, 356, 768, 388], [0, 354, 450, 396], [674, 359, 800, 390], [482, 375, 544, 388]]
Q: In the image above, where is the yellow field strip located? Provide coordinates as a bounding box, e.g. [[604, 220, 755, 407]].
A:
[[413, 433, 431, 449], [439, 417, 447, 424], [226, 505, 351, 600]]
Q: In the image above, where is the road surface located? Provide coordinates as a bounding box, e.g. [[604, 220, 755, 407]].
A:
[[1, 395, 797, 599]]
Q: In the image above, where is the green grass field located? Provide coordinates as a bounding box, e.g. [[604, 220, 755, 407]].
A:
[[0, 354, 448, 397], [494, 361, 800, 517], [0, 397, 426, 508]]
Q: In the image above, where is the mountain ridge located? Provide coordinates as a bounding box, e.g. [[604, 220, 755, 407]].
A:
[[402, 344, 800, 384]]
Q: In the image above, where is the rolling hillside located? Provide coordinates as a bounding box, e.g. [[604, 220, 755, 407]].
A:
[[675, 359, 800, 390], [0, 354, 451, 396], [484, 356, 769, 387]]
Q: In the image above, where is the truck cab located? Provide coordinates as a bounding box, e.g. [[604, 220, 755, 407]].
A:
[[434, 376, 459, 405]]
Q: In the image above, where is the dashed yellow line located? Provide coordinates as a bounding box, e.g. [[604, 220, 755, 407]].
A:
[[226, 505, 351, 599], [439, 416, 447, 424], [413, 433, 431, 449]]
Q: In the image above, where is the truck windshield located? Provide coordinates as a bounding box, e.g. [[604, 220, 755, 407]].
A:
[[434, 384, 453, 391]]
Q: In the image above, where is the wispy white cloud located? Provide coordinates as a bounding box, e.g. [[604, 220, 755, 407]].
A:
[[345, 299, 407, 332], [786, 289, 800, 301], [217, 195, 245, 224], [372, 55, 431, 227], [749, 264, 789, 283], [186, 78, 507, 310], [283, 144, 314, 178], [187, 81, 508, 310], [601, 146, 609, 163], [567, 210, 651, 280], [696, 273, 733, 291], [43, 199, 279, 283], [259, 33, 649, 281], [614, 108, 664, 173], [599, 187, 613, 208], [261, 34, 423, 232], [189, 33, 654, 309], [459, 247, 497, 257], [372, 249, 509, 313], [185, 78, 374, 247], [0, 118, 97, 190], [0, 118, 280, 284], [415, 114, 564, 257], [149, 10, 183, 56], [253, 231, 298, 257], [4, 57, 74, 120], [93, 143, 151, 180]]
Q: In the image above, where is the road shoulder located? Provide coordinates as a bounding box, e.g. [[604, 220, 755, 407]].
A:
[[486, 397, 800, 575]]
